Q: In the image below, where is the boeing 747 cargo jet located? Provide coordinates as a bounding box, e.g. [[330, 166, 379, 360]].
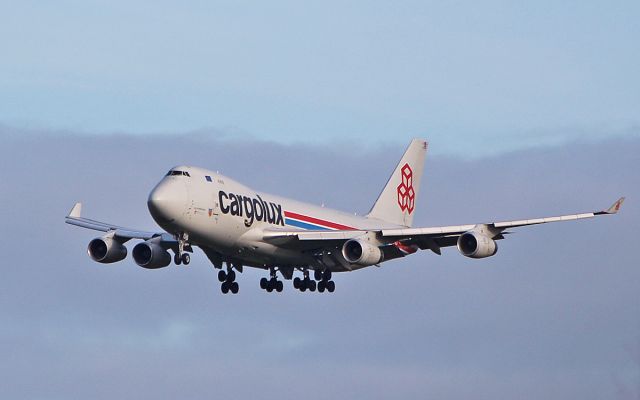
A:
[[65, 139, 624, 294]]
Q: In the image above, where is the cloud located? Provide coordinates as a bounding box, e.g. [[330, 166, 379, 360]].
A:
[[0, 128, 638, 399]]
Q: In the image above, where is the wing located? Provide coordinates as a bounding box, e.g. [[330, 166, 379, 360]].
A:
[[64, 202, 175, 243], [381, 197, 625, 252], [263, 197, 625, 255]]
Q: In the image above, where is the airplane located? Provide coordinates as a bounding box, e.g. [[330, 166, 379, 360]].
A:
[[65, 139, 625, 294]]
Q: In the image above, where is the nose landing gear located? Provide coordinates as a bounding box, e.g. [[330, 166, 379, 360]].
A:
[[174, 252, 190, 265], [173, 232, 191, 266]]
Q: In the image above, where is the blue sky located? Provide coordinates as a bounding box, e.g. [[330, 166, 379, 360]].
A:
[[0, 132, 637, 399], [1, 4, 638, 398], [1, 0, 638, 155]]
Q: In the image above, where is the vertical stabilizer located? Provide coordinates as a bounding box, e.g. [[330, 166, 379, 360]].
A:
[[367, 139, 427, 227]]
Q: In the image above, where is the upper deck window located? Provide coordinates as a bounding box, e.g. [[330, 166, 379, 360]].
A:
[[166, 170, 191, 177]]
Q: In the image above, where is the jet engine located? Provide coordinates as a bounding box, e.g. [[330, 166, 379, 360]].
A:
[[342, 239, 384, 266], [87, 236, 127, 263], [132, 241, 171, 269], [457, 231, 498, 259]]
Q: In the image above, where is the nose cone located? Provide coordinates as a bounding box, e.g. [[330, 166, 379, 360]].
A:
[[148, 180, 187, 224]]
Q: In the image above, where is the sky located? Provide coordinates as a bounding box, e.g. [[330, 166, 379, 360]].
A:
[[0, 130, 638, 399], [0, 0, 639, 155], [0, 1, 639, 398]]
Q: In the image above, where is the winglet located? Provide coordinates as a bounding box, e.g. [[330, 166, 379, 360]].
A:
[[68, 202, 82, 218], [596, 197, 625, 215]]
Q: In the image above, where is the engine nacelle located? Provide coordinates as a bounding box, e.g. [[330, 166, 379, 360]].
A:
[[457, 231, 498, 259], [87, 237, 127, 263], [342, 239, 384, 266], [132, 241, 171, 269]]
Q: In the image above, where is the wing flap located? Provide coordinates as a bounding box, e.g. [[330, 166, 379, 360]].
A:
[[493, 212, 595, 229], [381, 224, 476, 238], [263, 229, 367, 243]]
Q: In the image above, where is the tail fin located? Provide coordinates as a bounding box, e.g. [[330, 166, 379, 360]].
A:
[[367, 139, 427, 227]]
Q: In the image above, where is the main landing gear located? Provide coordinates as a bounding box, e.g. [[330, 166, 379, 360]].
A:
[[293, 270, 315, 292], [315, 269, 335, 293], [260, 267, 284, 293], [260, 268, 336, 294], [293, 269, 335, 293], [218, 263, 240, 294]]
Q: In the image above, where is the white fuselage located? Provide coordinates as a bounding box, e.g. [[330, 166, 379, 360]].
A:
[[147, 166, 402, 269]]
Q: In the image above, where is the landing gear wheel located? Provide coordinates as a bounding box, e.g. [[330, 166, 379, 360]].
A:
[[276, 280, 284, 292], [218, 270, 227, 282], [327, 280, 335, 293], [293, 277, 301, 289], [314, 270, 323, 281], [324, 270, 332, 281], [318, 280, 326, 292], [174, 253, 182, 265], [227, 270, 236, 282], [221, 281, 230, 294], [260, 277, 268, 289], [230, 282, 239, 294], [181, 253, 190, 265], [308, 280, 316, 292]]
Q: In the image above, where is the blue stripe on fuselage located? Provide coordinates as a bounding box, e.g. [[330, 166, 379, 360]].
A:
[[285, 218, 331, 231]]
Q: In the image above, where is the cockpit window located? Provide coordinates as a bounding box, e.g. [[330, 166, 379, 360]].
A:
[[166, 170, 191, 177]]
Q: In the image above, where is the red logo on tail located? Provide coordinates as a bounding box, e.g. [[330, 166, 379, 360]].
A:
[[397, 163, 415, 214]]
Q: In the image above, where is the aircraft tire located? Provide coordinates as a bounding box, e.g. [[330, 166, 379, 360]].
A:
[[308, 280, 316, 292], [181, 253, 190, 265], [218, 270, 227, 282], [276, 280, 284, 292], [260, 277, 268, 289], [314, 270, 323, 281], [174, 254, 182, 265], [230, 282, 239, 294], [327, 281, 335, 293], [227, 270, 236, 282], [318, 281, 326, 292], [293, 277, 301, 289], [324, 270, 332, 281], [221, 282, 230, 294]]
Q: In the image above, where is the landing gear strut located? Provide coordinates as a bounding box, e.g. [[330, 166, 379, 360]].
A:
[[218, 262, 239, 294], [260, 267, 283, 293]]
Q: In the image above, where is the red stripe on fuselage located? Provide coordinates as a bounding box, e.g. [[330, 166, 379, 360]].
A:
[[284, 211, 356, 230]]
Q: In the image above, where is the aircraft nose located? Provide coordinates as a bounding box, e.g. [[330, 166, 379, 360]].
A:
[[148, 180, 187, 223]]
